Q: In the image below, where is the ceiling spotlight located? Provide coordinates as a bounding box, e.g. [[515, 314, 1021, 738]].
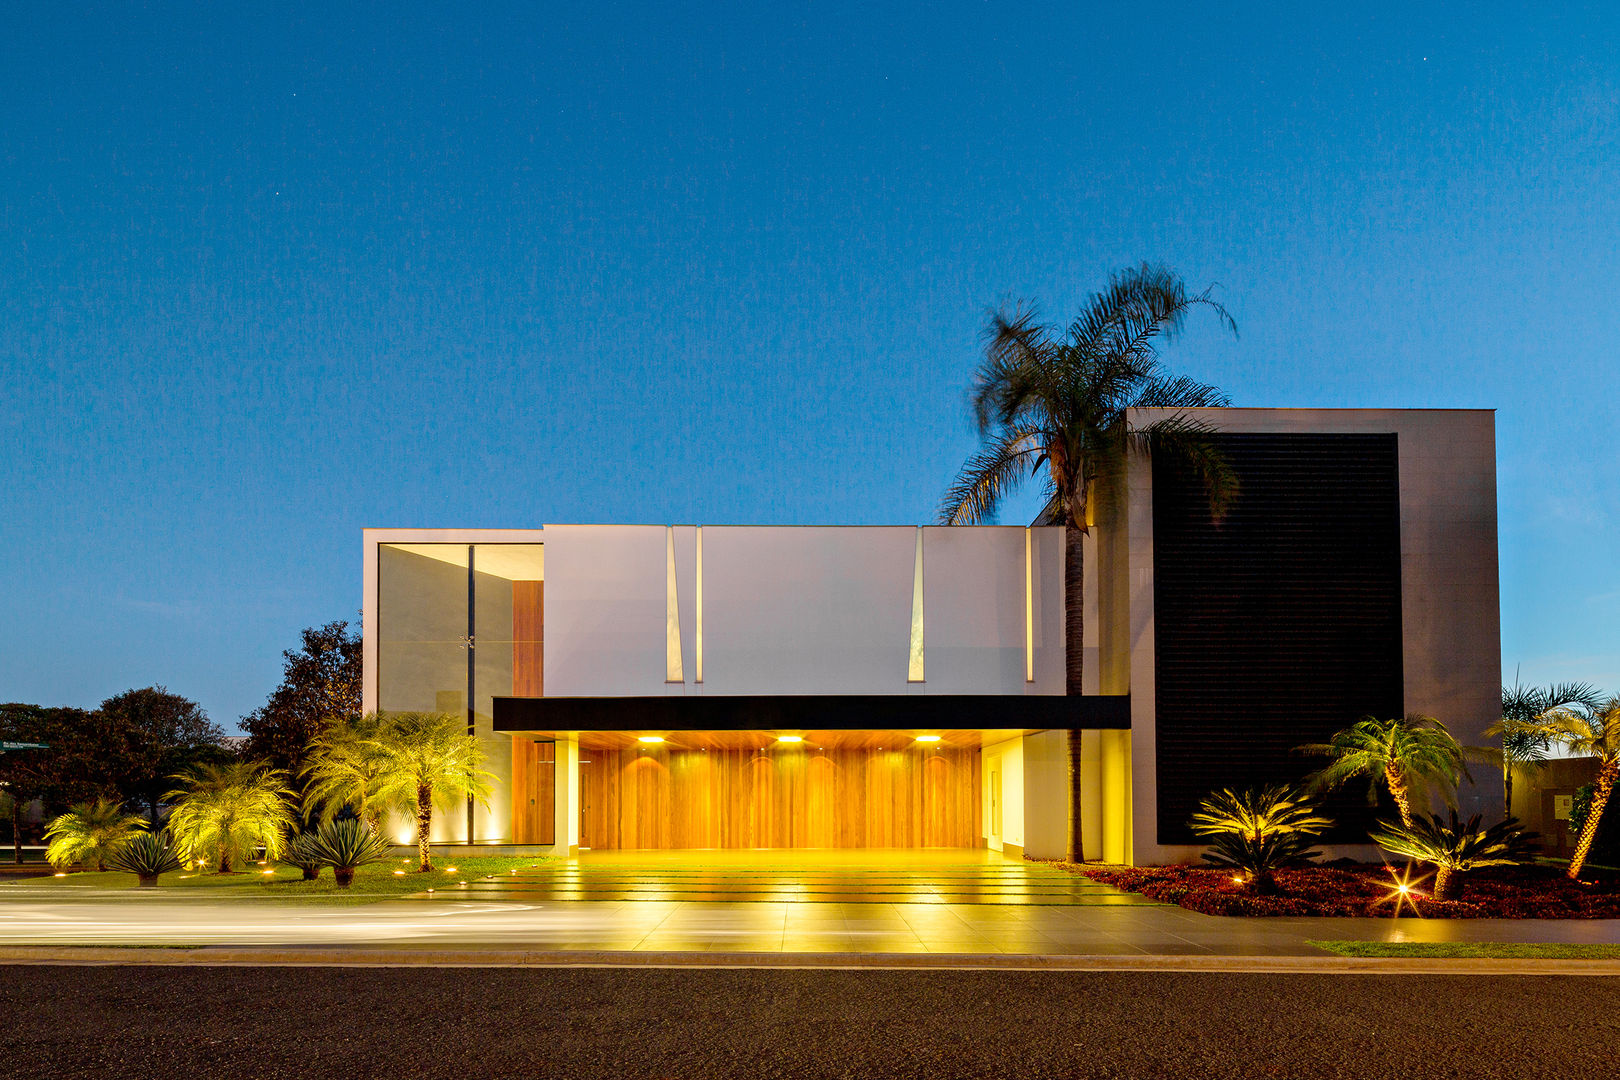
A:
[[637, 735, 665, 744], [915, 734, 942, 743], [777, 734, 804, 743]]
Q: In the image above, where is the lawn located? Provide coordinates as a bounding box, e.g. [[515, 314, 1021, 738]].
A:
[[1075, 862, 1620, 918], [3, 855, 549, 906], [1311, 941, 1620, 959]]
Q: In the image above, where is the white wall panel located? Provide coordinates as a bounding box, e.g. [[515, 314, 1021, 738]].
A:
[[702, 526, 916, 694], [920, 527, 1025, 693], [541, 525, 668, 696]]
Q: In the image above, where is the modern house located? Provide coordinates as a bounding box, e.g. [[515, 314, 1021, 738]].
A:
[[362, 408, 1501, 865]]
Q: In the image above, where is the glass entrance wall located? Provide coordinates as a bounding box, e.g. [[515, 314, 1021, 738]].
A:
[[377, 542, 545, 845]]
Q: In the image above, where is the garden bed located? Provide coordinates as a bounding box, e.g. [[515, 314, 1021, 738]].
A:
[[1080, 862, 1620, 918]]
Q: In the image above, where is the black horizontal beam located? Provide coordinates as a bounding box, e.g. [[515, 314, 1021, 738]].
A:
[[493, 693, 1131, 732]]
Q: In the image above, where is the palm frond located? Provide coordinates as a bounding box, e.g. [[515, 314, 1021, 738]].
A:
[[938, 426, 1045, 525]]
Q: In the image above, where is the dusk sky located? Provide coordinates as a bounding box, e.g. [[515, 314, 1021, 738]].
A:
[[2, 2, 1616, 729]]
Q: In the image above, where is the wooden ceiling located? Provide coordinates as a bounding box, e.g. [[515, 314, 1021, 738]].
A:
[[511, 729, 1027, 752]]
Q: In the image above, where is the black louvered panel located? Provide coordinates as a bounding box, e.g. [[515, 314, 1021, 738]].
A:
[[1152, 433, 1404, 844]]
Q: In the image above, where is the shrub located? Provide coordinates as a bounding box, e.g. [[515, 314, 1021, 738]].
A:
[[106, 830, 184, 887], [283, 829, 323, 881], [1371, 812, 1538, 900], [301, 818, 393, 887], [1190, 785, 1330, 893]]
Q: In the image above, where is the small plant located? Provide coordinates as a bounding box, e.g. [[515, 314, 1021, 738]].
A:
[[1371, 812, 1538, 901], [106, 830, 184, 887], [283, 829, 323, 881], [43, 799, 146, 872], [1190, 786, 1331, 894], [301, 818, 393, 887]]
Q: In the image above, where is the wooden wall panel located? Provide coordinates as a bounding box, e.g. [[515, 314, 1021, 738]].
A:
[[511, 581, 543, 697], [578, 746, 980, 850], [509, 738, 555, 844]]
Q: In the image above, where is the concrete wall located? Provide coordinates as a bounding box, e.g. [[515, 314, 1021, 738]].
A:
[[1122, 409, 1502, 865]]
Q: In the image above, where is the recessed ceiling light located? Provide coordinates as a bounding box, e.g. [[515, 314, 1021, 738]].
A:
[[777, 734, 804, 743], [915, 734, 942, 743], [638, 735, 665, 743]]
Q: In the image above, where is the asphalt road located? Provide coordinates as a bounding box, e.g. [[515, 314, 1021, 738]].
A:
[[0, 965, 1613, 1079]]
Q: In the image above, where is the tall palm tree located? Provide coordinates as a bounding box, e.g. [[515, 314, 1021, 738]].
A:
[[43, 799, 145, 872], [940, 263, 1238, 862], [165, 761, 296, 873], [1298, 715, 1473, 828], [1488, 681, 1603, 816], [300, 711, 389, 830], [1522, 697, 1620, 880], [365, 711, 493, 872]]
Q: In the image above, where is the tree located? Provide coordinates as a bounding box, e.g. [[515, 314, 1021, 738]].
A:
[[300, 711, 389, 830], [1489, 681, 1604, 816], [365, 711, 493, 872], [98, 687, 228, 822], [1371, 812, 1536, 901], [1521, 697, 1620, 880], [165, 761, 295, 873], [242, 621, 363, 781], [0, 704, 116, 861], [43, 799, 146, 872], [1299, 715, 1474, 828], [940, 263, 1238, 861]]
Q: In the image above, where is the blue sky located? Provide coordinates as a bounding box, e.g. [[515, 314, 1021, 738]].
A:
[[2, 2, 1616, 727]]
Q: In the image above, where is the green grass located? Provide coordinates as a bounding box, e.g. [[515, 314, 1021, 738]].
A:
[[1, 855, 550, 906], [1310, 940, 1620, 959]]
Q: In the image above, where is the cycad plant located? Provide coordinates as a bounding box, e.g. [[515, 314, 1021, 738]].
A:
[[43, 799, 146, 872], [165, 761, 296, 873], [301, 818, 394, 888], [106, 829, 184, 887], [1298, 715, 1474, 828], [1518, 697, 1620, 879], [1190, 785, 1331, 894], [364, 711, 493, 872], [1371, 812, 1537, 901], [940, 263, 1238, 861]]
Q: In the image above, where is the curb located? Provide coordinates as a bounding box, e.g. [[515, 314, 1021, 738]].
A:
[[1, 946, 1618, 975]]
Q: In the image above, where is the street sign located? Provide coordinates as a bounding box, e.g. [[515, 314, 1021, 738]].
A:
[[0, 742, 47, 752]]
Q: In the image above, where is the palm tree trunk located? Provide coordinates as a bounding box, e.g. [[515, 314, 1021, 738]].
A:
[[1568, 764, 1616, 880], [1503, 752, 1513, 819], [416, 784, 434, 872], [1384, 766, 1415, 828], [1432, 865, 1453, 901], [10, 800, 21, 865], [1064, 523, 1085, 863]]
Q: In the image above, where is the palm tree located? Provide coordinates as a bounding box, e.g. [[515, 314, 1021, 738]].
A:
[[300, 711, 389, 830], [1298, 715, 1473, 828], [1488, 681, 1603, 816], [164, 761, 296, 873], [43, 799, 145, 872], [300, 818, 394, 887], [940, 263, 1238, 861], [1371, 812, 1536, 901], [1521, 697, 1620, 880], [365, 711, 493, 872]]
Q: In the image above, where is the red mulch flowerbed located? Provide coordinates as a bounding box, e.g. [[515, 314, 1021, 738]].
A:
[[1081, 863, 1620, 918]]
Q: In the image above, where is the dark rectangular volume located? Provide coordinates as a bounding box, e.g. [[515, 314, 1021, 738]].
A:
[[1152, 432, 1404, 844]]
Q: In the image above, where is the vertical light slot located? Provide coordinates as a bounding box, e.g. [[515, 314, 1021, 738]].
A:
[[907, 528, 925, 682], [1024, 527, 1034, 682], [694, 526, 703, 683], [666, 526, 684, 682]]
